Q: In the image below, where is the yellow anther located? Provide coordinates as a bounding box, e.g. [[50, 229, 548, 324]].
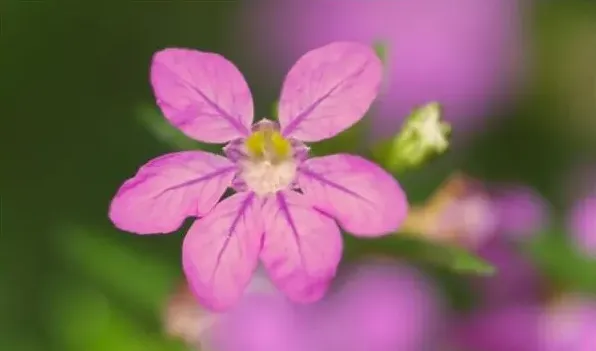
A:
[[245, 130, 292, 161], [270, 132, 291, 159], [245, 131, 267, 157]]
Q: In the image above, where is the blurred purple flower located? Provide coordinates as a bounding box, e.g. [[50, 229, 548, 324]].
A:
[[568, 194, 596, 258], [563, 164, 596, 258], [402, 173, 548, 249], [471, 185, 548, 307], [450, 305, 545, 351], [540, 295, 596, 351], [242, 0, 525, 140], [165, 261, 443, 351], [210, 294, 308, 351], [436, 181, 499, 248], [450, 294, 596, 351], [165, 273, 308, 351], [474, 237, 545, 307], [401, 174, 499, 248], [310, 260, 444, 351], [491, 186, 550, 240]]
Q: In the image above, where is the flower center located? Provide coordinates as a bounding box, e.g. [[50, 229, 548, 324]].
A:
[[245, 129, 292, 163], [240, 128, 297, 196]]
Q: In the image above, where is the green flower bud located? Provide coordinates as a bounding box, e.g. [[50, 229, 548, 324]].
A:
[[373, 102, 451, 173]]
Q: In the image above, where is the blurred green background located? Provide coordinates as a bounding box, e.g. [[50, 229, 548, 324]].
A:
[[2, 1, 596, 350]]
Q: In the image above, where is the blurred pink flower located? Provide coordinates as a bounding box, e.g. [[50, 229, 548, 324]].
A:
[[492, 186, 550, 240], [450, 304, 545, 351], [451, 294, 596, 351], [470, 185, 548, 307], [540, 295, 596, 351], [165, 261, 443, 351], [563, 164, 596, 258], [210, 293, 308, 351], [241, 0, 525, 140], [400, 174, 499, 248], [402, 173, 548, 249], [310, 260, 444, 351], [436, 179, 499, 248], [165, 272, 308, 351], [568, 194, 596, 258], [474, 237, 545, 307]]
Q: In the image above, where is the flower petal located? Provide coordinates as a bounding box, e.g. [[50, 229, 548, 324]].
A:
[[278, 41, 383, 142], [298, 154, 408, 236], [151, 48, 253, 143], [182, 192, 264, 311], [260, 191, 342, 303], [109, 151, 236, 234]]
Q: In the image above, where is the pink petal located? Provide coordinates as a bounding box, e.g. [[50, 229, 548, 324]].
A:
[[298, 154, 408, 236], [109, 151, 236, 234], [182, 192, 264, 311], [151, 48, 253, 143], [260, 191, 342, 303], [278, 41, 383, 142]]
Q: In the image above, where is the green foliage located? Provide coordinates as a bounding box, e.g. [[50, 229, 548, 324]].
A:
[[528, 229, 596, 294], [136, 105, 219, 153], [46, 225, 189, 351], [344, 235, 496, 276]]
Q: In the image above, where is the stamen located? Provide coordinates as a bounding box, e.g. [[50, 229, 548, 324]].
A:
[[238, 119, 304, 196], [245, 130, 292, 163]]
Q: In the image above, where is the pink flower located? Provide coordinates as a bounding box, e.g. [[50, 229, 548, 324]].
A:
[[164, 275, 309, 351], [562, 164, 596, 257], [401, 173, 548, 250], [210, 293, 308, 351], [449, 295, 596, 351], [491, 186, 550, 240], [312, 261, 444, 351], [474, 237, 545, 307], [450, 305, 545, 351], [540, 295, 596, 351], [568, 194, 596, 258], [165, 261, 443, 351], [108, 42, 408, 311]]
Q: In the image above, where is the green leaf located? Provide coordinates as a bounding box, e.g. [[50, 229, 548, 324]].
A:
[[135, 104, 218, 153], [46, 281, 187, 351], [447, 246, 496, 276], [54, 224, 179, 313], [526, 229, 596, 293], [343, 234, 496, 276], [44, 278, 112, 351], [372, 41, 389, 65]]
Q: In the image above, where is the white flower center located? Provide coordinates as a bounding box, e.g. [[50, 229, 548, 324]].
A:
[[236, 123, 301, 196], [240, 159, 297, 196]]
